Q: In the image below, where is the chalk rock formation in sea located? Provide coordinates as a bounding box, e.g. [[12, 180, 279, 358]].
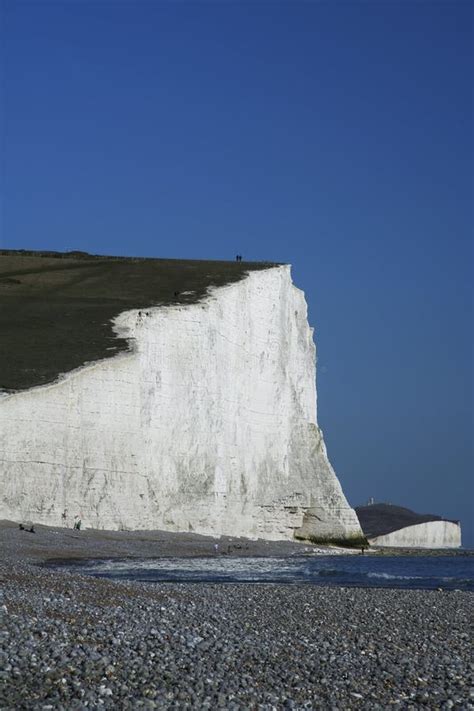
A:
[[0, 251, 363, 542], [356, 503, 461, 548]]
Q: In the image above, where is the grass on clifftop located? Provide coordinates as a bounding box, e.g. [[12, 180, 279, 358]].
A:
[[0, 250, 276, 392]]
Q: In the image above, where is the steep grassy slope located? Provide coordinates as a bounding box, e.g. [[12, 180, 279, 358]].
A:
[[0, 250, 275, 391]]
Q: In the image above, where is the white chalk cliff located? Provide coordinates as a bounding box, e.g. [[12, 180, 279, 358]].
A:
[[0, 266, 363, 541], [368, 521, 461, 549]]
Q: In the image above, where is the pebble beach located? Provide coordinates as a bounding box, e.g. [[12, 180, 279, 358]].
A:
[[1, 523, 472, 710]]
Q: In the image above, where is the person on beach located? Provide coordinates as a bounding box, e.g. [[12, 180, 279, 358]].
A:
[[18, 522, 35, 533]]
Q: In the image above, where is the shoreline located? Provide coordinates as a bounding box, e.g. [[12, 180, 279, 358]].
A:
[[1, 520, 469, 569], [0, 520, 365, 568], [1, 558, 471, 709], [1, 521, 472, 708]]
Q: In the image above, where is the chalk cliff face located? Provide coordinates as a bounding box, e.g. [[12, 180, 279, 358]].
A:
[[369, 522, 461, 549], [355, 503, 461, 549], [0, 266, 362, 541]]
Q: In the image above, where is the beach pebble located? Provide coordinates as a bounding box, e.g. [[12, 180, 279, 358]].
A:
[[0, 559, 472, 709]]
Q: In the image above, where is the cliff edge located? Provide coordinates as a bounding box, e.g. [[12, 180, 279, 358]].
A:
[[0, 252, 363, 542], [0, 250, 273, 391]]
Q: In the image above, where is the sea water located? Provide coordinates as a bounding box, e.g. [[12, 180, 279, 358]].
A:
[[56, 554, 474, 591]]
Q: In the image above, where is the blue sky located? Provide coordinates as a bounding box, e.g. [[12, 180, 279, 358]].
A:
[[2, 1, 473, 545]]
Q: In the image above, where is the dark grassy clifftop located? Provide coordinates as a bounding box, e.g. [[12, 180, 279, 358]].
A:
[[355, 503, 458, 539], [0, 250, 275, 392]]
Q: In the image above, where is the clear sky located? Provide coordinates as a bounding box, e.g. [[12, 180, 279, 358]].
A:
[[2, 1, 473, 545]]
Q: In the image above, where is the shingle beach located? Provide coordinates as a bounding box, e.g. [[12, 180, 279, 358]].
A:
[[1, 524, 472, 710]]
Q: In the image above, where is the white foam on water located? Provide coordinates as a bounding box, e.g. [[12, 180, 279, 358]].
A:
[[60, 555, 474, 590], [77, 556, 298, 577], [367, 572, 422, 581]]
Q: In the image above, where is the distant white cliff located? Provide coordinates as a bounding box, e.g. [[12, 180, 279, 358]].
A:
[[0, 266, 363, 542], [355, 503, 461, 549], [368, 521, 461, 549]]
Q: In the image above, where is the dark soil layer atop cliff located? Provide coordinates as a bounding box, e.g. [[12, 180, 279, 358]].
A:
[[0, 250, 276, 391], [356, 503, 458, 538]]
